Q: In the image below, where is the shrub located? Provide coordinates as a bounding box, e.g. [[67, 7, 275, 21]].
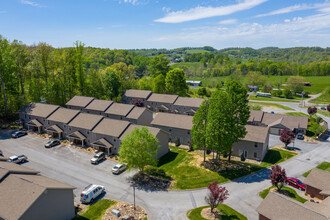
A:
[[284, 89, 293, 99]]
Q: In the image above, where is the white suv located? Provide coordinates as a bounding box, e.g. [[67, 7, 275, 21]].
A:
[[80, 184, 105, 204]]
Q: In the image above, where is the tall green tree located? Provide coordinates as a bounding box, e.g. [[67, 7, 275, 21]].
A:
[[152, 74, 166, 94], [165, 68, 188, 96], [192, 100, 209, 162], [119, 127, 159, 172], [225, 81, 250, 162], [148, 55, 170, 76], [74, 41, 85, 95], [206, 90, 232, 161], [104, 69, 121, 100], [287, 76, 304, 95]]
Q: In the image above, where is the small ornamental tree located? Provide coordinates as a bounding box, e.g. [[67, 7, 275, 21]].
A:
[[307, 107, 317, 116], [205, 181, 229, 214], [269, 165, 287, 191], [131, 98, 144, 107], [280, 129, 295, 148], [327, 104, 330, 112]]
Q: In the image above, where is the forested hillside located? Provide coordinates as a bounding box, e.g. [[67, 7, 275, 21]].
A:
[[0, 35, 329, 118]]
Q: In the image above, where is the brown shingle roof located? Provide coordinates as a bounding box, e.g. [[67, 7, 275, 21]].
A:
[[257, 192, 329, 220], [119, 124, 164, 140], [305, 197, 330, 217], [304, 168, 330, 194], [27, 119, 42, 127], [92, 118, 130, 138], [105, 103, 135, 117], [151, 112, 193, 130], [0, 161, 39, 181], [262, 112, 308, 130], [124, 89, 152, 99], [244, 125, 269, 143], [249, 110, 264, 122], [85, 99, 113, 112], [173, 97, 204, 108], [19, 102, 59, 118], [46, 108, 80, 124], [68, 113, 103, 130], [147, 93, 178, 104], [126, 107, 150, 119], [66, 96, 94, 108]]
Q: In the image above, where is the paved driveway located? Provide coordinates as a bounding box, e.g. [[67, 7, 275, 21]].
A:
[[1, 130, 329, 220]]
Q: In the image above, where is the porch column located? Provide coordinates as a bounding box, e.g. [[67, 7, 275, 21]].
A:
[[38, 127, 41, 133], [82, 140, 84, 148], [107, 148, 110, 156]]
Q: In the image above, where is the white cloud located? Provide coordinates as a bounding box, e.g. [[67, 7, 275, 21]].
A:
[[218, 19, 237, 25], [151, 10, 330, 48], [255, 2, 330, 17], [21, 0, 46, 7], [154, 0, 267, 23], [123, 0, 138, 5]]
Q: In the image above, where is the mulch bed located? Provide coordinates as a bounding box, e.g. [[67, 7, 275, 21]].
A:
[[131, 172, 171, 190]]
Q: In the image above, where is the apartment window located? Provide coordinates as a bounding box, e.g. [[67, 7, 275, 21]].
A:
[[254, 152, 257, 158], [187, 131, 190, 135], [114, 139, 116, 142], [69, 128, 71, 131], [64, 125, 66, 128], [87, 131, 90, 134], [254, 142, 258, 148], [169, 128, 172, 132], [48, 121, 49, 125]]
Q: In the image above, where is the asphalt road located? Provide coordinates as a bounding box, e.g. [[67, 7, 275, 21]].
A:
[[1, 129, 329, 220]]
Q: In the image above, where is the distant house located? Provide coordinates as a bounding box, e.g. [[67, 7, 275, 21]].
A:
[[125, 107, 154, 126], [186, 81, 202, 87], [83, 99, 113, 115], [248, 110, 264, 126], [151, 112, 193, 145], [121, 89, 152, 104], [104, 103, 135, 120], [172, 97, 204, 115], [145, 93, 178, 112], [19, 103, 60, 133], [45, 108, 80, 139], [232, 125, 269, 161], [119, 124, 169, 159], [304, 168, 330, 200], [91, 118, 131, 155], [0, 161, 75, 220], [247, 85, 259, 92], [257, 191, 330, 220], [66, 96, 94, 110], [67, 113, 104, 147]]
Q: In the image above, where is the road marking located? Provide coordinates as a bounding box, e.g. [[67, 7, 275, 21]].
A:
[[189, 192, 197, 208]]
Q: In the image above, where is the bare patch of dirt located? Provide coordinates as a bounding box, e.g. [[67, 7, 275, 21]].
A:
[[201, 207, 221, 220], [102, 201, 147, 220], [304, 136, 319, 144]]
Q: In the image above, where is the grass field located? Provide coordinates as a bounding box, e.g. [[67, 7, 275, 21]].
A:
[[285, 112, 309, 117], [259, 186, 307, 203], [311, 87, 330, 103], [317, 110, 330, 117], [157, 146, 296, 190], [73, 199, 117, 220], [302, 161, 330, 177], [261, 148, 297, 167], [249, 101, 294, 110], [249, 95, 300, 103], [187, 204, 247, 220], [185, 74, 330, 94]]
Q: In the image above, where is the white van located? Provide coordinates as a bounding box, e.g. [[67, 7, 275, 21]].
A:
[[80, 184, 105, 204]]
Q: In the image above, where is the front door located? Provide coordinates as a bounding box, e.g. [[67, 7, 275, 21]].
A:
[[244, 150, 248, 158]]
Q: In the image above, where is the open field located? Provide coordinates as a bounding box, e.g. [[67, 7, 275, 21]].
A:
[[250, 95, 300, 103], [259, 186, 307, 203], [157, 146, 296, 190], [303, 161, 330, 177], [186, 75, 330, 94], [311, 87, 330, 103], [285, 112, 309, 117], [249, 101, 294, 110], [318, 110, 330, 117], [187, 204, 247, 220]]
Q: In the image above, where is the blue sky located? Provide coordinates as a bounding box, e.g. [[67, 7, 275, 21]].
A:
[[1, 0, 330, 49]]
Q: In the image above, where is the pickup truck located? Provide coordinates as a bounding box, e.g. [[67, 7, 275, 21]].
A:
[[8, 155, 28, 164]]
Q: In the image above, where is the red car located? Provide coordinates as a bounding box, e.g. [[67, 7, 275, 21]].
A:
[[285, 177, 306, 191]]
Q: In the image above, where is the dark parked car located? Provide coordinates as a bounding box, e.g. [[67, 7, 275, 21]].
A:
[[11, 131, 27, 138], [0, 149, 3, 157], [321, 107, 326, 110], [285, 177, 306, 191], [297, 133, 304, 140], [45, 140, 61, 148]]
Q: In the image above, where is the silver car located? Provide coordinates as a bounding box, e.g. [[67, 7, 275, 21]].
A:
[[112, 163, 127, 174]]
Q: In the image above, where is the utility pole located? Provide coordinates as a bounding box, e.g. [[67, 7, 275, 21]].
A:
[[133, 185, 136, 211]]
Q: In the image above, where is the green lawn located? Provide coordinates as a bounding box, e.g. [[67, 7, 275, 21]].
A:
[[261, 148, 297, 167], [318, 110, 330, 117], [158, 147, 264, 190], [73, 199, 117, 220], [249, 101, 294, 110], [311, 87, 330, 103], [187, 204, 247, 220], [250, 95, 300, 103], [285, 112, 309, 117], [259, 186, 307, 203], [302, 161, 330, 177]]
